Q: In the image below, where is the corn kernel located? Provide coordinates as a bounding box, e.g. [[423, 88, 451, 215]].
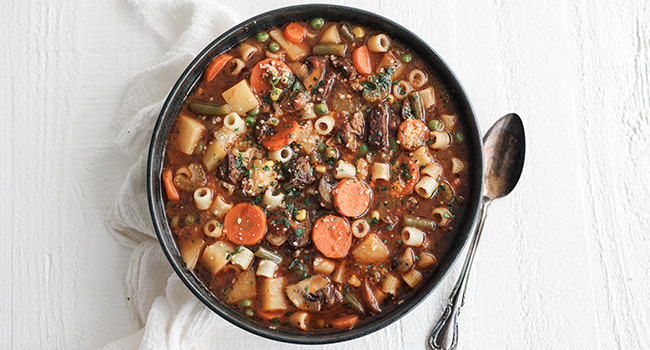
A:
[[315, 164, 327, 173], [270, 87, 281, 101], [263, 160, 275, 168], [296, 209, 307, 221], [387, 95, 395, 104], [269, 118, 279, 126], [352, 27, 365, 38], [371, 211, 380, 221], [348, 274, 361, 287]]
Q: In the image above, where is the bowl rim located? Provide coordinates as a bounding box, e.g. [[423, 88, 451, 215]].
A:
[[147, 4, 483, 345]]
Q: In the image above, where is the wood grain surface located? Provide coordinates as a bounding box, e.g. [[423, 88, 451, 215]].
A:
[[1, 0, 649, 349]]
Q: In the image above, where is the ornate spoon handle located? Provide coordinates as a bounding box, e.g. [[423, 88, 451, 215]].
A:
[[428, 199, 491, 350]]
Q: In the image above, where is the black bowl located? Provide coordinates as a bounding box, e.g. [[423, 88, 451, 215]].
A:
[[147, 4, 483, 345]]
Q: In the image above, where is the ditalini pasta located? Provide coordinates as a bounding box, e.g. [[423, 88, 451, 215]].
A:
[[162, 19, 472, 331]]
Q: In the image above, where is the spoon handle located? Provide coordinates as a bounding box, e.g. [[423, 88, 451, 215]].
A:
[[427, 199, 491, 350]]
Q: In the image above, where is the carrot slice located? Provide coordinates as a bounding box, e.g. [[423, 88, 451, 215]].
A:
[[204, 54, 233, 83], [256, 310, 284, 321], [163, 169, 179, 202], [391, 154, 420, 196], [283, 23, 306, 44], [223, 203, 267, 245], [249, 58, 293, 95], [261, 119, 300, 151], [333, 178, 372, 218], [397, 118, 429, 151], [312, 214, 352, 259], [352, 45, 373, 75], [331, 315, 359, 329]]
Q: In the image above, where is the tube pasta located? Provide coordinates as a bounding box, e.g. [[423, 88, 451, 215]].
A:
[[351, 219, 370, 238], [313, 257, 336, 275], [269, 146, 293, 163], [256, 259, 278, 278], [237, 43, 257, 61], [371, 162, 390, 182], [382, 273, 400, 295], [314, 115, 335, 135], [334, 160, 356, 179], [421, 162, 443, 180], [262, 189, 284, 210], [260, 276, 288, 311], [211, 194, 233, 218], [367, 34, 390, 52], [203, 219, 223, 238], [432, 207, 453, 227], [451, 157, 465, 174], [265, 50, 284, 59], [411, 146, 433, 166], [290, 311, 310, 330], [401, 226, 425, 247], [193, 187, 213, 210], [402, 269, 423, 288], [231, 246, 255, 270], [419, 86, 435, 108], [428, 131, 452, 149], [229, 58, 245, 76], [408, 69, 428, 89], [223, 112, 246, 133], [415, 176, 439, 199], [175, 115, 205, 155], [393, 80, 412, 100]]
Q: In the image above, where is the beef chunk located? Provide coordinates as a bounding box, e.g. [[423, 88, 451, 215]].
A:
[[287, 156, 316, 190], [313, 73, 335, 103], [367, 103, 390, 149], [217, 151, 242, 184], [287, 212, 311, 248], [331, 57, 358, 80], [279, 86, 309, 113], [254, 116, 272, 144], [337, 111, 365, 150], [317, 173, 337, 209]]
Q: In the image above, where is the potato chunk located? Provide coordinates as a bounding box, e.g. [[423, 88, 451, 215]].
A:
[[175, 115, 205, 155], [221, 80, 259, 115], [201, 241, 234, 274], [180, 238, 205, 270], [351, 233, 389, 264]]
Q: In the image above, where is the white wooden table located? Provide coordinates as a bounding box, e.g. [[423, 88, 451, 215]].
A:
[[2, 0, 649, 348]]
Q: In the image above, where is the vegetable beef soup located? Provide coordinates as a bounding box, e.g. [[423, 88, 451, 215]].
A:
[[162, 19, 471, 331]]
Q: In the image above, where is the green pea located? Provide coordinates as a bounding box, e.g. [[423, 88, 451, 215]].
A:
[[245, 309, 255, 317], [170, 216, 179, 228], [248, 107, 259, 116], [240, 299, 253, 308], [314, 103, 328, 115], [256, 32, 269, 43], [269, 42, 280, 53], [359, 143, 368, 154], [455, 132, 464, 142], [401, 53, 412, 63], [184, 215, 195, 226], [245, 116, 256, 127], [194, 142, 204, 154], [428, 119, 443, 131], [310, 18, 324, 29]]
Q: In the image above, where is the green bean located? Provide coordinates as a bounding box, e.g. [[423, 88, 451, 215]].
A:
[[240, 299, 253, 308], [343, 291, 365, 314], [310, 18, 324, 29], [248, 107, 259, 116], [324, 146, 339, 160], [268, 42, 280, 53], [254, 246, 283, 263], [339, 24, 355, 42], [313, 43, 347, 57], [401, 53, 412, 63], [189, 101, 232, 116], [409, 92, 425, 120], [309, 151, 322, 164], [314, 103, 328, 115], [256, 32, 269, 43], [403, 215, 436, 230], [317, 143, 327, 153]]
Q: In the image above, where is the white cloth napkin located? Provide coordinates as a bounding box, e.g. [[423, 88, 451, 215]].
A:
[[104, 0, 239, 349]]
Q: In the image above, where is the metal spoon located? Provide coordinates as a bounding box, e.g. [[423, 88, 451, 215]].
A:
[[427, 113, 526, 350]]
